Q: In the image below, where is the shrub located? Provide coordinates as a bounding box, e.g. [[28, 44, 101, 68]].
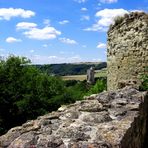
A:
[[88, 78, 107, 94], [139, 68, 148, 91], [114, 16, 124, 26]]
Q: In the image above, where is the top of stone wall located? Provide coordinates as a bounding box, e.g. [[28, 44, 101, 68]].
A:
[[108, 11, 148, 33]]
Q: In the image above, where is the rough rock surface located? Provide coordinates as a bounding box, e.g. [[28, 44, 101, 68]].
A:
[[0, 87, 147, 148], [107, 12, 148, 90]]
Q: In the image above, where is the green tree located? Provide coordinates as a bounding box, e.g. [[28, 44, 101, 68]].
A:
[[0, 56, 65, 134], [88, 78, 107, 94], [0, 56, 32, 133]]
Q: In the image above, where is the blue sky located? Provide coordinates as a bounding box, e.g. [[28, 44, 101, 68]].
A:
[[0, 0, 147, 64]]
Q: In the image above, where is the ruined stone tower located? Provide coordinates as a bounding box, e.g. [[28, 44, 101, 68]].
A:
[[107, 12, 148, 91], [87, 67, 95, 84]]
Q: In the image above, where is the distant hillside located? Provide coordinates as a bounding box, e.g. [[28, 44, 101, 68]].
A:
[[34, 62, 107, 76]]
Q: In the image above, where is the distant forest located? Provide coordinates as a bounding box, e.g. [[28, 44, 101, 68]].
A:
[[33, 62, 107, 76]]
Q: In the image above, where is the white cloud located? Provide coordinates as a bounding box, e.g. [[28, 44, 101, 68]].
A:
[[74, 0, 87, 3], [100, 0, 118, 3], [59, 20, 69, 25], [59, 37, 77, 44], [84, 8, 128, 32], [0, 8, 35, 20], [95, 8, 127, 18], [97, 42, 106, 48], [16, 22, 37, 30], [6, 37, 22, 43], [81, 8, 88, 11], [81, 15, 90, 21], [21, 26, 61, 40], [130, 9, 143, 13], [17, 22, 61, 40]]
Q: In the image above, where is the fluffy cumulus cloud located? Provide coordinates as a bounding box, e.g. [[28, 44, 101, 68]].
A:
[[97, 42, 106, 48], [84, 8, 128, 32], [59, 37, 77, 44], [16, 22, 61, 40], [59, 20, 69, 25], [0, 8, 35, 20], [24, 27, 61, 40], [74, 0, 87, 3], [6, 37, 22, 43], [16, 22, 37, 30]]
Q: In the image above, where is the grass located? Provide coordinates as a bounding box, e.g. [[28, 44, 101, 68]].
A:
[[62, 68, 107, 81]]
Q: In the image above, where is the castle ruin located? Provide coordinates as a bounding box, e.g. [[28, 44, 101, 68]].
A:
[[107, 12, 148, 90], [0, 12, 148, 148], [87, 67, 95, 84]]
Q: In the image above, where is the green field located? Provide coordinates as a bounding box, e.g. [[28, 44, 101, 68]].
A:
[[62, 68, 107, 81]]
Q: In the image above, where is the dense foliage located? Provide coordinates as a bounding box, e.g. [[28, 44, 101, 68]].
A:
[[88, 78, 107, 94], [0, 56, 107, 135], [34, 62, 107, 76]]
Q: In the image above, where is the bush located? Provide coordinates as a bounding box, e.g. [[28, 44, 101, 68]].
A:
[[114, 16, 124, 26], [88, 78, 107, 94], [140, 68, 148, 91]]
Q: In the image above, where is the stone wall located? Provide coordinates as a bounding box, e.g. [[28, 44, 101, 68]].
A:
[[107, 12, 148, 91], [0, 87, 147, 148]]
